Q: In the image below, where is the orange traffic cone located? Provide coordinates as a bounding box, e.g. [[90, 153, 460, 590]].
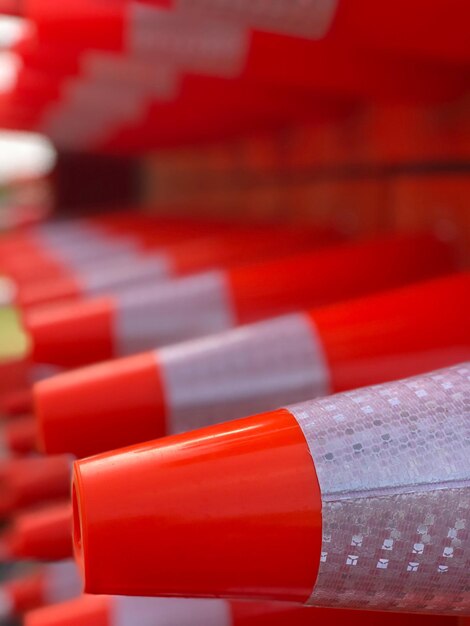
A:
[[1, 501, 72, 561], [72, 363, 470, 614], [34, 272, 470, 457], [24, 233, 457, 368]]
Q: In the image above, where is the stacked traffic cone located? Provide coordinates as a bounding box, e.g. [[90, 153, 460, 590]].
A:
[[32, 272, 470, 457], [72, 363, 469, 615]]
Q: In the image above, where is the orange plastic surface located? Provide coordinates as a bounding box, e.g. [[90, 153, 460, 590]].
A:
[[24, 297, 115, 367], [36, 352, 166, 457], [228, 234, 456, 324], [311, 272, 470, 392], [73, 409, 322, 601]]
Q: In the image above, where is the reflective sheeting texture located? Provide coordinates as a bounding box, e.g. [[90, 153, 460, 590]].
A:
[[42, 561, 82, 604], [158, 313, 331, 434], [113, 597, 231, 626], [176, 0, 339, 39], [289, 363, 470, 614], [114, 271, 236, 355]]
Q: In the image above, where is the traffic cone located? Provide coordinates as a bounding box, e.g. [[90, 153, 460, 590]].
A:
[[34, 272, 470, 458], [1, 414, 38, 456], [14, 224, 338, 309], [1, 501, 72, 560], [2, 0, 468, 93], [0, 454, 72, 516], [72, 363, 470, 614], [23, 594, 469, 626], [0, 212, 235, 298], [0, 561, 81, 619], [23, 233, 458, 368]]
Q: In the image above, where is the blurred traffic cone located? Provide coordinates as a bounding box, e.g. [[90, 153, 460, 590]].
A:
[[1, 501, 72, 560], [72, 363, 470, 614], [24, 233, 457, 368], [0, 454, 72, 516], [14, 225, 338, 309], [0, 560, 81, 620], [34, 272, 470, 457], [23, 594, 469, 626]]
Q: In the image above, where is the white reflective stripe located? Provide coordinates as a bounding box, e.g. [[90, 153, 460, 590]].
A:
[[42, 81, 148, 151], [0, 588, 13, 620], [33, 230, 142, 266], [42, 560, 82, 604], [129, 3, 249, 78], [81, 51, 179, 98], [114, 270, 236, 356], [159, 313, 331, 434], [33, 223, 103, 245], [42, 51, 180, 150], [287, 363, 470, 614], [176, 0, 339, 39], [113, 597, 231, 626], [77, 253, 174, 295]]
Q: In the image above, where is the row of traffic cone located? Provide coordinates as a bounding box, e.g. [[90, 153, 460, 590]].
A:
[[0, 207, 468, 625], [0, 1, 469, 151]]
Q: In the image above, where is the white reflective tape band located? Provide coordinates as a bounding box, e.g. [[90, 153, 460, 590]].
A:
[[41, 79, 149, 150], [34, 231, 142, 266], [0, 588, 13, 620], [159, 312, 331, 434], [33, 224, 103, 246], [77, 253, 174, 296], [62, 78, 149, 114], [176, 0, 339, 39], [81, 51, 179, 99], [288, 363, 470, 615], [114, 270, 236, 356], [42, 560, 82, 604], [113, 597, 231, 626], [129, 3, 250, 78]]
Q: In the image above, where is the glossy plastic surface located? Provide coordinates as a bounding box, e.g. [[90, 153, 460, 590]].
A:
[[228, 234, 456, 324], [312, 272, 470, 391], [36, 352, 166, 457], [73, 409, 321, 601], [24, 297, 115, 367], [17, 275, 83, 309]]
